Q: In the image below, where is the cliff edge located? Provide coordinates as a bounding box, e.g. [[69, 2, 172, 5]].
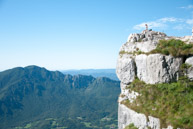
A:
[[116, 30, 193, 129]]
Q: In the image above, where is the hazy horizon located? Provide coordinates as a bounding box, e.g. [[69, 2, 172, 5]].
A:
[[0, 65, 116, 72]]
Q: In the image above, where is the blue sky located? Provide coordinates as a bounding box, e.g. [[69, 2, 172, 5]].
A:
[[0, 0, 193, 71]]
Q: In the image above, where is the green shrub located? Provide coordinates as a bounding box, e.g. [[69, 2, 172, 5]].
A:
[[122, 78, 193, 128], [119, 51, 132, 55], [124, 123, 138, 129], [138, 39, 142, 42], [136, 50, 143, 55], [150, 39, 193, 57]]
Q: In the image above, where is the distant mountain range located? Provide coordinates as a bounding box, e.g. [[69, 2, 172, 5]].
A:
[[0, 65, 120, 129], [62, 69, 119, 81]]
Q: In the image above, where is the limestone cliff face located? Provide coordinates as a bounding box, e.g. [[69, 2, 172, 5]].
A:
[[185, 56, 193, 80], [116, 30, 193, 129]]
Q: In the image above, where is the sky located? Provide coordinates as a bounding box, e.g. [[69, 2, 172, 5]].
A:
[[0, 0, 193, 71]]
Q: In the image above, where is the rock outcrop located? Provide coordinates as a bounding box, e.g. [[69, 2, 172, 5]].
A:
[[116, 54, 136, 84], [185, 56, 193, 80], [123, 31, 166, 53], [135, 54, 182, 84], [118, 104, 161, 129], [116, 30, 193, 129]]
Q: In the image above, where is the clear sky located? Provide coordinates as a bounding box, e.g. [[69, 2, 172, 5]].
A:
[[0, 0, 193, 71]]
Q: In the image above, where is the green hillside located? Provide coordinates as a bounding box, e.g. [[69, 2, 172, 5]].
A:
[[0, 66, 120, 129]]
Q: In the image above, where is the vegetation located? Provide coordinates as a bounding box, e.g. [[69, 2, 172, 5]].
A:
[[119, 50, 132, 55], [119, 39, 193, 128], [121, 77, 193, 128], [119, 50, 145, 56], [0, 66, 120, 129], [120, 94, 126, 98], [138, 39, 142, 42], [150, 39, 193, 57], [124, 123, 138, 129], [119, 39, 193, 57], [180, 63, 192, 76], [14, 116, 118, 129]]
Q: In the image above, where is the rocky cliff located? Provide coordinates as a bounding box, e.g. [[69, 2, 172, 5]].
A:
[[116, 30, 193, 129]]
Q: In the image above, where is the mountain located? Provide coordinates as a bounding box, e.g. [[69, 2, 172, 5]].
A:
[[62, 69, 119, 81], [117, 31, 193, 129], [0, 65, 120, 129]]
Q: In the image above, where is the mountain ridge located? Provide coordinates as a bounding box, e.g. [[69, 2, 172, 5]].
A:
[[0, 65, 120, 129], [62, 68, 119, 81]]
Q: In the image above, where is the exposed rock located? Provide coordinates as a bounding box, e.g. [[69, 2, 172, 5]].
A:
[[124, 31, 167, 53], [120, 82, 127, 92], [127, 31, 167, 43], [148, 116, 160, 129], [185, 56, 193, 80], [119, 83, 139, 103], [117, 53, 183, 85], [116, 54, 136, 84], [135, 54, 183, 84], [118, 104, 148, 129], [127, 33, 140, 43], [120, 40, 158, 53], [118, 104, 174, 129], [117, 31, 189, 129]]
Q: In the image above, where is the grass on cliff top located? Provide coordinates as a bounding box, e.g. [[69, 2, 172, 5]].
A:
[[150, 39, 193, 57], [119, 39, 193, 57], [121, 77, 193, 128]]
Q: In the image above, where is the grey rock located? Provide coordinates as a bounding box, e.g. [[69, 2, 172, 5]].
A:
[[119, 84, 139, 103], [118, 104, 174, 129], [140, 34, 145, 39], [148, 116, 160, 129], [118, 103, 148, 129], [127, 33, 140, 43], [117, 31, 186, 129], [185, 56, 193, 80], [120, 40, 157, 53], [122, 31, 167, 54], [135, 54, 183, 84], [127, 31, 167, 43], [120, 82, 127, 93], [116, 54, 136, 84], [118, 103, 179, 129]]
